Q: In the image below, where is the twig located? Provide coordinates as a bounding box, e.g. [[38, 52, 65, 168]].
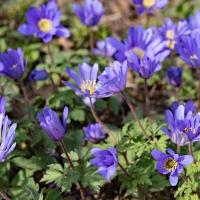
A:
[[118, 162, 132, 181], [0, 188, 10, 200]]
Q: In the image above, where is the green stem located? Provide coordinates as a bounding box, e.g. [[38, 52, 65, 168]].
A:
[[118, 162, 132, 180], [58, 140, 86, 200], [47, 44, 58, 92], [177, 145, 181, 155], [189, 142, 193, 157], [89, 97, 116, 144], [144, 78, 151, 118], [89, 27, 94, 51]]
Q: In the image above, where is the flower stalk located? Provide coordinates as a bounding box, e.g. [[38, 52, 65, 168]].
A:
[[118, 162, 132, 181], [58, 140, 86, 200], [0, 188, 10, 200], [144, 78, 151, 118]]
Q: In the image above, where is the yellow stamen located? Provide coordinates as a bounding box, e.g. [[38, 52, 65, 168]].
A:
[[132, 47, 145, 59], [143, 0, 156, 8], [184, 127, 196, 134], [164, 158, 178, 172], [166, 30, 175, 40], [80, 80, 96, 95], [38, 19, 52, 33], [166, 40, 176, 49]]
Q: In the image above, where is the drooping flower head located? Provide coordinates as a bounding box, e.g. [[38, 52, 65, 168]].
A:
[[93, 39, 116, 58], [18, 0, 70, 43], [157, 18, 189, 51], [129, 54, 161, 79], [162, 100, 200, 146], [37, 106, 68, 141], [0, 96, 6, 114], [108, 26, 169, 65], [152, 148, 193, 186], [73, 0, 104, 27], [90, 147, 118, 181], [29, 69, 49, 81], [167, 66, 183, 87], [176, 32, 200, 68], [0, 114, 17, 162], [132, 0, 169, 15], [98, 61, 128, 95], [83, 123, 106, 143], [0, 48, 26, 80]]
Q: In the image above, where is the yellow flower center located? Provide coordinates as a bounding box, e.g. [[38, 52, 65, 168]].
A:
[[164, 158, 178, 172], [143, 0, 156, 8], [38, 19, 52, 33], [166, 40, 176, 49], [80, 80, 96, 95], [166, 30, 175, 40], [132, 47, 145, 59]]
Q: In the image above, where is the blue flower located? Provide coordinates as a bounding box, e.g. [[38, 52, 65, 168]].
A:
[[93, 39, 116, 58], [188, 11, 200, 32], [0, 48, 26, 80], [157, 18, 189, 51], [176, 32, 200, 68], [98, 61, 128, 95], [132, 0, 168, 15], [151, 148, 193, 186], [18, 0, 70, 43], [29, 69, 49, 81], [90, 147, 118, 181], [108, 26, 169, 65], [37, 106, 68, 141], [0, 114, 17, 162], [63, 63, 100, 98], [0, 96, 6, 114], [162, 101, 199, 146], [167, 66, 183, 87], [129, 54, 161, 79], [83, 123, 106, 143], [73, 0, 104, 27]]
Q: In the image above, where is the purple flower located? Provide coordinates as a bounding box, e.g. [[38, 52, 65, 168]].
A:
[[108, 26, 169, 65], [157, 18, 189, 51], [63, 63, 101, 98], [98, 61, 128, 95], [37, 106, 68, 141], [167, 66, 183, 87], [0, 48, 26, 80], [188, 11, 200, 32], [0, 96, 6, 114], [90, 147, 118, 181], [18, 0, 70, 43], [83, 123, 106, 143], [162, 101, 199, 145], [0, 114, 17, 162], [132, 0, 168, 15], [29, 69, 49, 81], [93, 39, 116, 57], [73, 0, 104, 27], [129, 54, 161, 79], [151, 148, 193, 186], [176, 32, 200, 68]]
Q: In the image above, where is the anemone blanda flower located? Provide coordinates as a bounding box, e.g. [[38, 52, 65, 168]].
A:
[[0, 48, 26, 80], [18, 0, 70, 43], [167, 66, 183, 87], [90, 147, 118, 181], [37, 106, 68, 141], [93, 39, 116, 58], [162, 100, 200, 146], [0, 114, 17, 162], [98, 61, 128, 95], [157, 18, 189, 51], [0, 96, 6, 114], [73, 0, 104, 27], [151, 148, 193, 186], [108, 26, 169, 65], [129, 54, 161, 79], [83, 123, 106, 143], [132, 0, 169, 15], [176, 32, 200, 68], [188, 11, 200, 32], [29, 69, 49, 81]]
